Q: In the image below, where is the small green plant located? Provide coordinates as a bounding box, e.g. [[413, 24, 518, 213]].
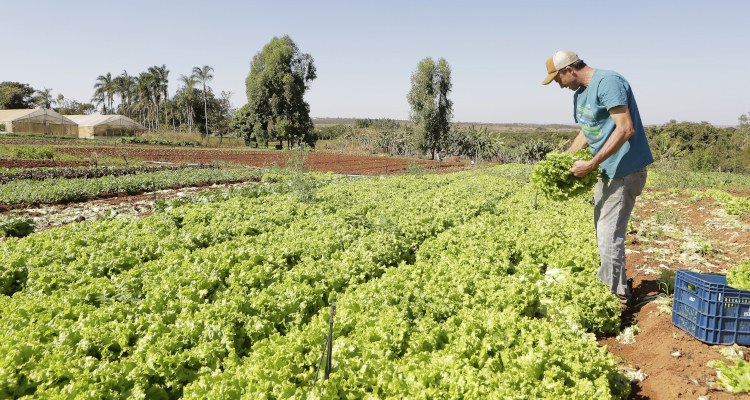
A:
[[12, 146, 56, 160], [657, 269, 676, 295], [285, 150, 307, 172], [407, 160, 426, 175], [652, 207, 680, 226], [0, 217, 36, 238], [0, 123, 6, 132]]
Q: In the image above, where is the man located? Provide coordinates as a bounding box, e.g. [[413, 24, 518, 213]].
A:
[[542, 50, 653, 308]]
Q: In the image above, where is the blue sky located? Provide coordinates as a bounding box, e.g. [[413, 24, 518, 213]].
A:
[[5, 1, 750, 126]]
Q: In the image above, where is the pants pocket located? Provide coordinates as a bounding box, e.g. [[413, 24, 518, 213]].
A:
[[625, 169, 647, 197]]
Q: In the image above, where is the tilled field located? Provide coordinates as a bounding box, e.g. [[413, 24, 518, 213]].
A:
[[0, 159, 93, 168], [50, 146, 464, 175]]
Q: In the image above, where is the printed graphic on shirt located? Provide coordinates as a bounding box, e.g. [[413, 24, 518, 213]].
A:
[[576, 104, 603, 141]]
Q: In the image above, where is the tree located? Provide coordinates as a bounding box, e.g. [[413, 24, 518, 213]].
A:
[[147, 65, 169, 129], [177, 74, 198, 132], [192, 65, 214, 138], [231, 103, 255, 145], [242, 35, 316, 148], [93, 72, 115, 114], [0, 82, 36, 109], [33, 88, 55, 109], [407, 57, 453, 160], [737, 111, 750, 149], [211, 91, 234, 142], [55, 96, 96, 115], [739, 111, 750, 127], [113, 71, 136, 118]]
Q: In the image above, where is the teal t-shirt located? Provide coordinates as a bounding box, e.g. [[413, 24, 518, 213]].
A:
[[573, 69, 653, 178]]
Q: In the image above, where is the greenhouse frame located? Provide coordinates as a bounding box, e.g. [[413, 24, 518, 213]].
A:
[[0, 109, 78, 136]]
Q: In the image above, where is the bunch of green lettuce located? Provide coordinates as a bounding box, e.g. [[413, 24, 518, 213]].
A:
[[727, 261, 750, 290], [709, 358, 750, 393], [530, 149, 599, 201], [0, 216, 35, 238]]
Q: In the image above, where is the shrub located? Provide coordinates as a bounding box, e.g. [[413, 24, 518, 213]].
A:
[[12, 146, 56, 159]]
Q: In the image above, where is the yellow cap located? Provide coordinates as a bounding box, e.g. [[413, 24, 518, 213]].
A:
[[542, 50, 580, 85]]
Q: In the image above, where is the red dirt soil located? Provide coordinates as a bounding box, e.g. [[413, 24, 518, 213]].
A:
[[51, 146, 464, 175], [0, 159, 93, 168], [600, 192, 750, 399]]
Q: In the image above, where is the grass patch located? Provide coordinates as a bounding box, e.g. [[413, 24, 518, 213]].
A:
[[648, 167, 750, 191]]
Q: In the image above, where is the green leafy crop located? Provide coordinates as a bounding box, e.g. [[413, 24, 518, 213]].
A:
[[727, 261, 750, 290], [0, 166, 629, 399], [530, 149, 599, 201], [710, 358, 750, 393], [0, 216, 35, 238]]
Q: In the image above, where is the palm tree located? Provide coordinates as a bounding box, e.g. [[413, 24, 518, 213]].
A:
[[147, 65, 170, 129], [55, 94, 66, 112], [93, 72, 115, 114], [134, 72, 156, 130], [192, 65, 214, 138], [113, 70, 136, 117], [34, 88, 55, 109], [179, 74, 197, 132]]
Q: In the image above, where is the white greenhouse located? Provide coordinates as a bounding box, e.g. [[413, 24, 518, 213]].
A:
[[64, 114, 145, 138], [0, 109, 78, 136]]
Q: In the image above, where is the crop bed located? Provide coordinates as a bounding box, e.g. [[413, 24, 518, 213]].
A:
[[0, 165, 219, 184], [0, 167, 629, 399], [51, 146, 463, 175], [0, 159, 93, 168]]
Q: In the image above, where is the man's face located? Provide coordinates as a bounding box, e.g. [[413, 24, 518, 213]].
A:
[[554, 66, 578, 91]]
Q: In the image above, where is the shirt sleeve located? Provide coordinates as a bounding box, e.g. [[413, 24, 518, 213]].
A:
[[597, 75, 629, 111]]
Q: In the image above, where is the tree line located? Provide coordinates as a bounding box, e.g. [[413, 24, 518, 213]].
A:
[[90, 65, 232, 138], [3, 34, 749, 171], [0, 82, 95, 115], [0, 64, 233, 139], [230, 36, 453, 155]]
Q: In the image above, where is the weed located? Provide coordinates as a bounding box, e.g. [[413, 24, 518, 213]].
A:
[[407, 160, 426, 175], [3, 145, 56, 160], [652, 208, 680, 226], [658, 269, 676, 295]]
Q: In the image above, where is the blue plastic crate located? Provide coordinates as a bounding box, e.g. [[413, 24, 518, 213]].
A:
[[672, 270, 750, 345]]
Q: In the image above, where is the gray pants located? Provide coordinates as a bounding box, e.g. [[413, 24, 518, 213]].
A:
[[594, 169, 647, 302]]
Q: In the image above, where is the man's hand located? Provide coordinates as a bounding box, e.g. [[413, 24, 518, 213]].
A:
[[570, 160, 596, 177]]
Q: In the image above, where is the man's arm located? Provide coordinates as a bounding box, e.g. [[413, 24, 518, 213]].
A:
[[569, 105, 635, 177], [567, 130, 588, 153]]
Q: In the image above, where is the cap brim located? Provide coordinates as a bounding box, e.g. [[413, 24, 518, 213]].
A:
[[542, 71, 557, 85]]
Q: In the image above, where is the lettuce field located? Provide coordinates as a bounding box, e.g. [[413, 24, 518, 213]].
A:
[[1, 166, 632, 399]]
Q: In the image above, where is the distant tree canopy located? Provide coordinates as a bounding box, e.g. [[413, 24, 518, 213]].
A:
[[647, 120, 750, 173], [88, 64, 225, 136], [407, 57, 453, 160], [0, 82, 35, 109], [235, 35, 316, 149], [354, 118, 401, 130]]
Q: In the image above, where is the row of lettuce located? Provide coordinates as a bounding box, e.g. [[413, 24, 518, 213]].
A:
[[0, 166, 630, 399], [0, 167, 261, 206], [0, 165, 222, 184]]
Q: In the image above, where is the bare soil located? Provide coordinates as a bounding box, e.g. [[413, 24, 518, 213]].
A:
[[600, 191, 750, 399], [0, 159, 93, 168], [51, 146, 464, 175]]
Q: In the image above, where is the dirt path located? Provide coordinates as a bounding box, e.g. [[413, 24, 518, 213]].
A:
[[600, 190, 750, 399]]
